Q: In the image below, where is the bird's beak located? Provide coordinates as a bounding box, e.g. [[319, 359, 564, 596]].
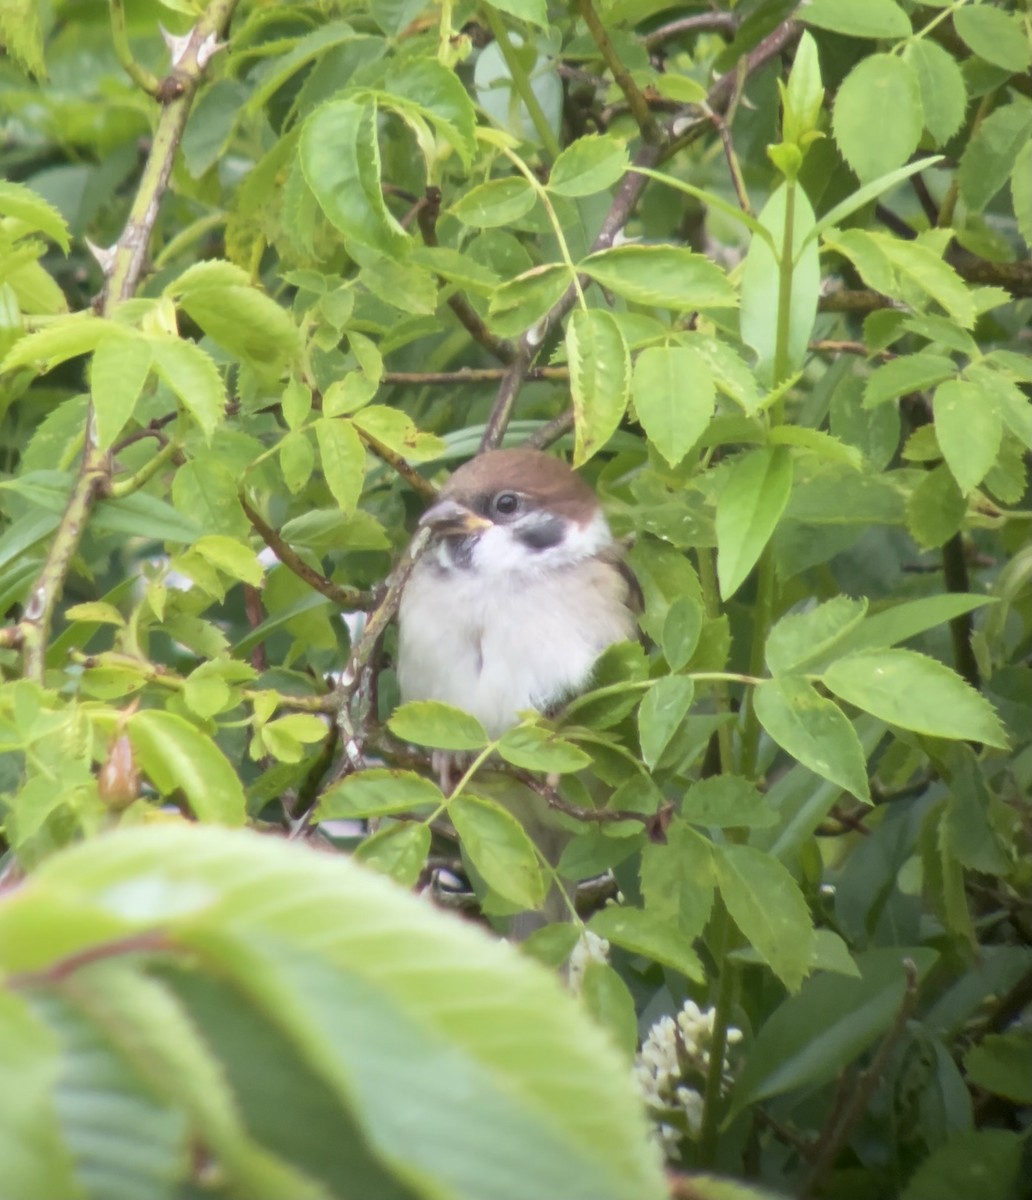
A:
[[418, 498, 492, 536]]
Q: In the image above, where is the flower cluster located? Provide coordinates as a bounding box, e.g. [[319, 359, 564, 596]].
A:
[[633, 1000, 743, 1159], [566, 929, 610, 994]]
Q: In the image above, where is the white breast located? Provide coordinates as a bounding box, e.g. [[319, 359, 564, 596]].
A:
[[397, 522, 634, 737]]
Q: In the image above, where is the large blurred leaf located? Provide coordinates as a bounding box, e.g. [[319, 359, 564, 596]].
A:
[[3, 825, 667, 1200]]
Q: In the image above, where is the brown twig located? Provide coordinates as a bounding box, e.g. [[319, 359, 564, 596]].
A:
[[523, 408, 575, 450], [332, 528, 431, 778], [479, 16, 803, 452], [417, 186, 516, 363], [644, 12, 738, 51], [384, 367, 569, 386], [818, 288, 895, 314], [239, 492, 375, 611], [575, 0, 666, 146], [804, 958, 920, 1198], [357, 427, 438, 503]]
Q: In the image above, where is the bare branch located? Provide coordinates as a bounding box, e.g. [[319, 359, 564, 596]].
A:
[[239, 492, 375, 611], [643, 12, 738, 50], [575, 0, 666, 146]]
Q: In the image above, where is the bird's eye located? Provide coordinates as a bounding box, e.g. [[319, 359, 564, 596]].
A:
[[492, 491, 521, 516]]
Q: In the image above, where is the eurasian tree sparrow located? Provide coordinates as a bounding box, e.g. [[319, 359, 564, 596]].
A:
[[398, 449, 638, 739]]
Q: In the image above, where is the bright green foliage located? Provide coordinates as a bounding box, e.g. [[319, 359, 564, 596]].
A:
[[0, 0, 1030, 1197]]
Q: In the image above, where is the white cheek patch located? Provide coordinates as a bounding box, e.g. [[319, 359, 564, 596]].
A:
[[470, 508, 612, 579]]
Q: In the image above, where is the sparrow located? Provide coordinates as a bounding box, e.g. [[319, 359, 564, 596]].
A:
[[397, 449, 638, 740]]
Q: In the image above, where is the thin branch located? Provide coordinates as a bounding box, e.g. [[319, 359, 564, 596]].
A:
[[706, 103, 753, 215], [357, 428, 438, 503], [482, 5, 562, 159], [804, 959, 920, 1199], [480, 16, 802, 452], [416, 187, 516, 363], [239, 492, 375, 611], [523, 408, 575, 450], [384, 366, 568, 385], [109, 0, 162, 97], [575, 0, 666, 146], [13, 0, 240, 681], [643, 12, 738, 51], [332, 528, 431, 775], [942, 532, 981, 689]]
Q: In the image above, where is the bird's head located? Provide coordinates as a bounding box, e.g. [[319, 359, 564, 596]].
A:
[[419, 449, 612, 578]]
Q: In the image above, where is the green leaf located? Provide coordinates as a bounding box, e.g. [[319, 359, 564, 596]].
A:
[[901, 1130, 1024, 1200], [497, 725, 591, 773], [811, 158, 944, 242], [149, 338, 226, 441], [739, 182, 819, 386], [547, 135, 628, 197], [822, 649, 1008, 747], [488, 0, 547, 28], [300, 98, 409, 256], [451, 178, 537, 227], [1, 315, 116, 374], [318, 768, 444, 819], [714, 843, 813, 991], [902, 41, 967, 146], [906, 462, 967, 549], [766, 596, 868, 675], [389, 700, 489, 750], [681, 776, 776, 829], [0, 0, 44, 78], [314, 417, 365, 514], [489, 265, 569, 335], [1013, 141, 1032, 247], [0, 992, 79, 1200], [177, 286, 299, 372], [716, 446, 793, 599], [638, 676, 694, 769], [781, 31, 824, 149], [833, 54, 923, 183], [280, 430, 315, 494], [802, 0, 910, 38], [579, 246, 736, 310], [831, 594, 995, 658], [872, 233, 976, 328], [958, 101, 1032, 214], [128, 709, 247, 825], [384, 58, 478, 168], [567, 308, 630, 466], [90, 335, 152, 451], [579, 962, 637, 1056], [451, 793, 547, 910], [631, 345, 715, 467], [588, 906, 704, 981], [0, 180, 71, 251], [730, 947, 938, 1116], [952, 6, 1031, 73], [933, 378, 1002, 495], [28, 986, 189, 1199], [754, 675, 871, 804], [661, 595, 702, 671], [640, 819, 714, 940], [964, 1034, 1032, 1104], [19, 825, 666, 1200], [354, 820, 431, 886], [863, 353, 956, 408]]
